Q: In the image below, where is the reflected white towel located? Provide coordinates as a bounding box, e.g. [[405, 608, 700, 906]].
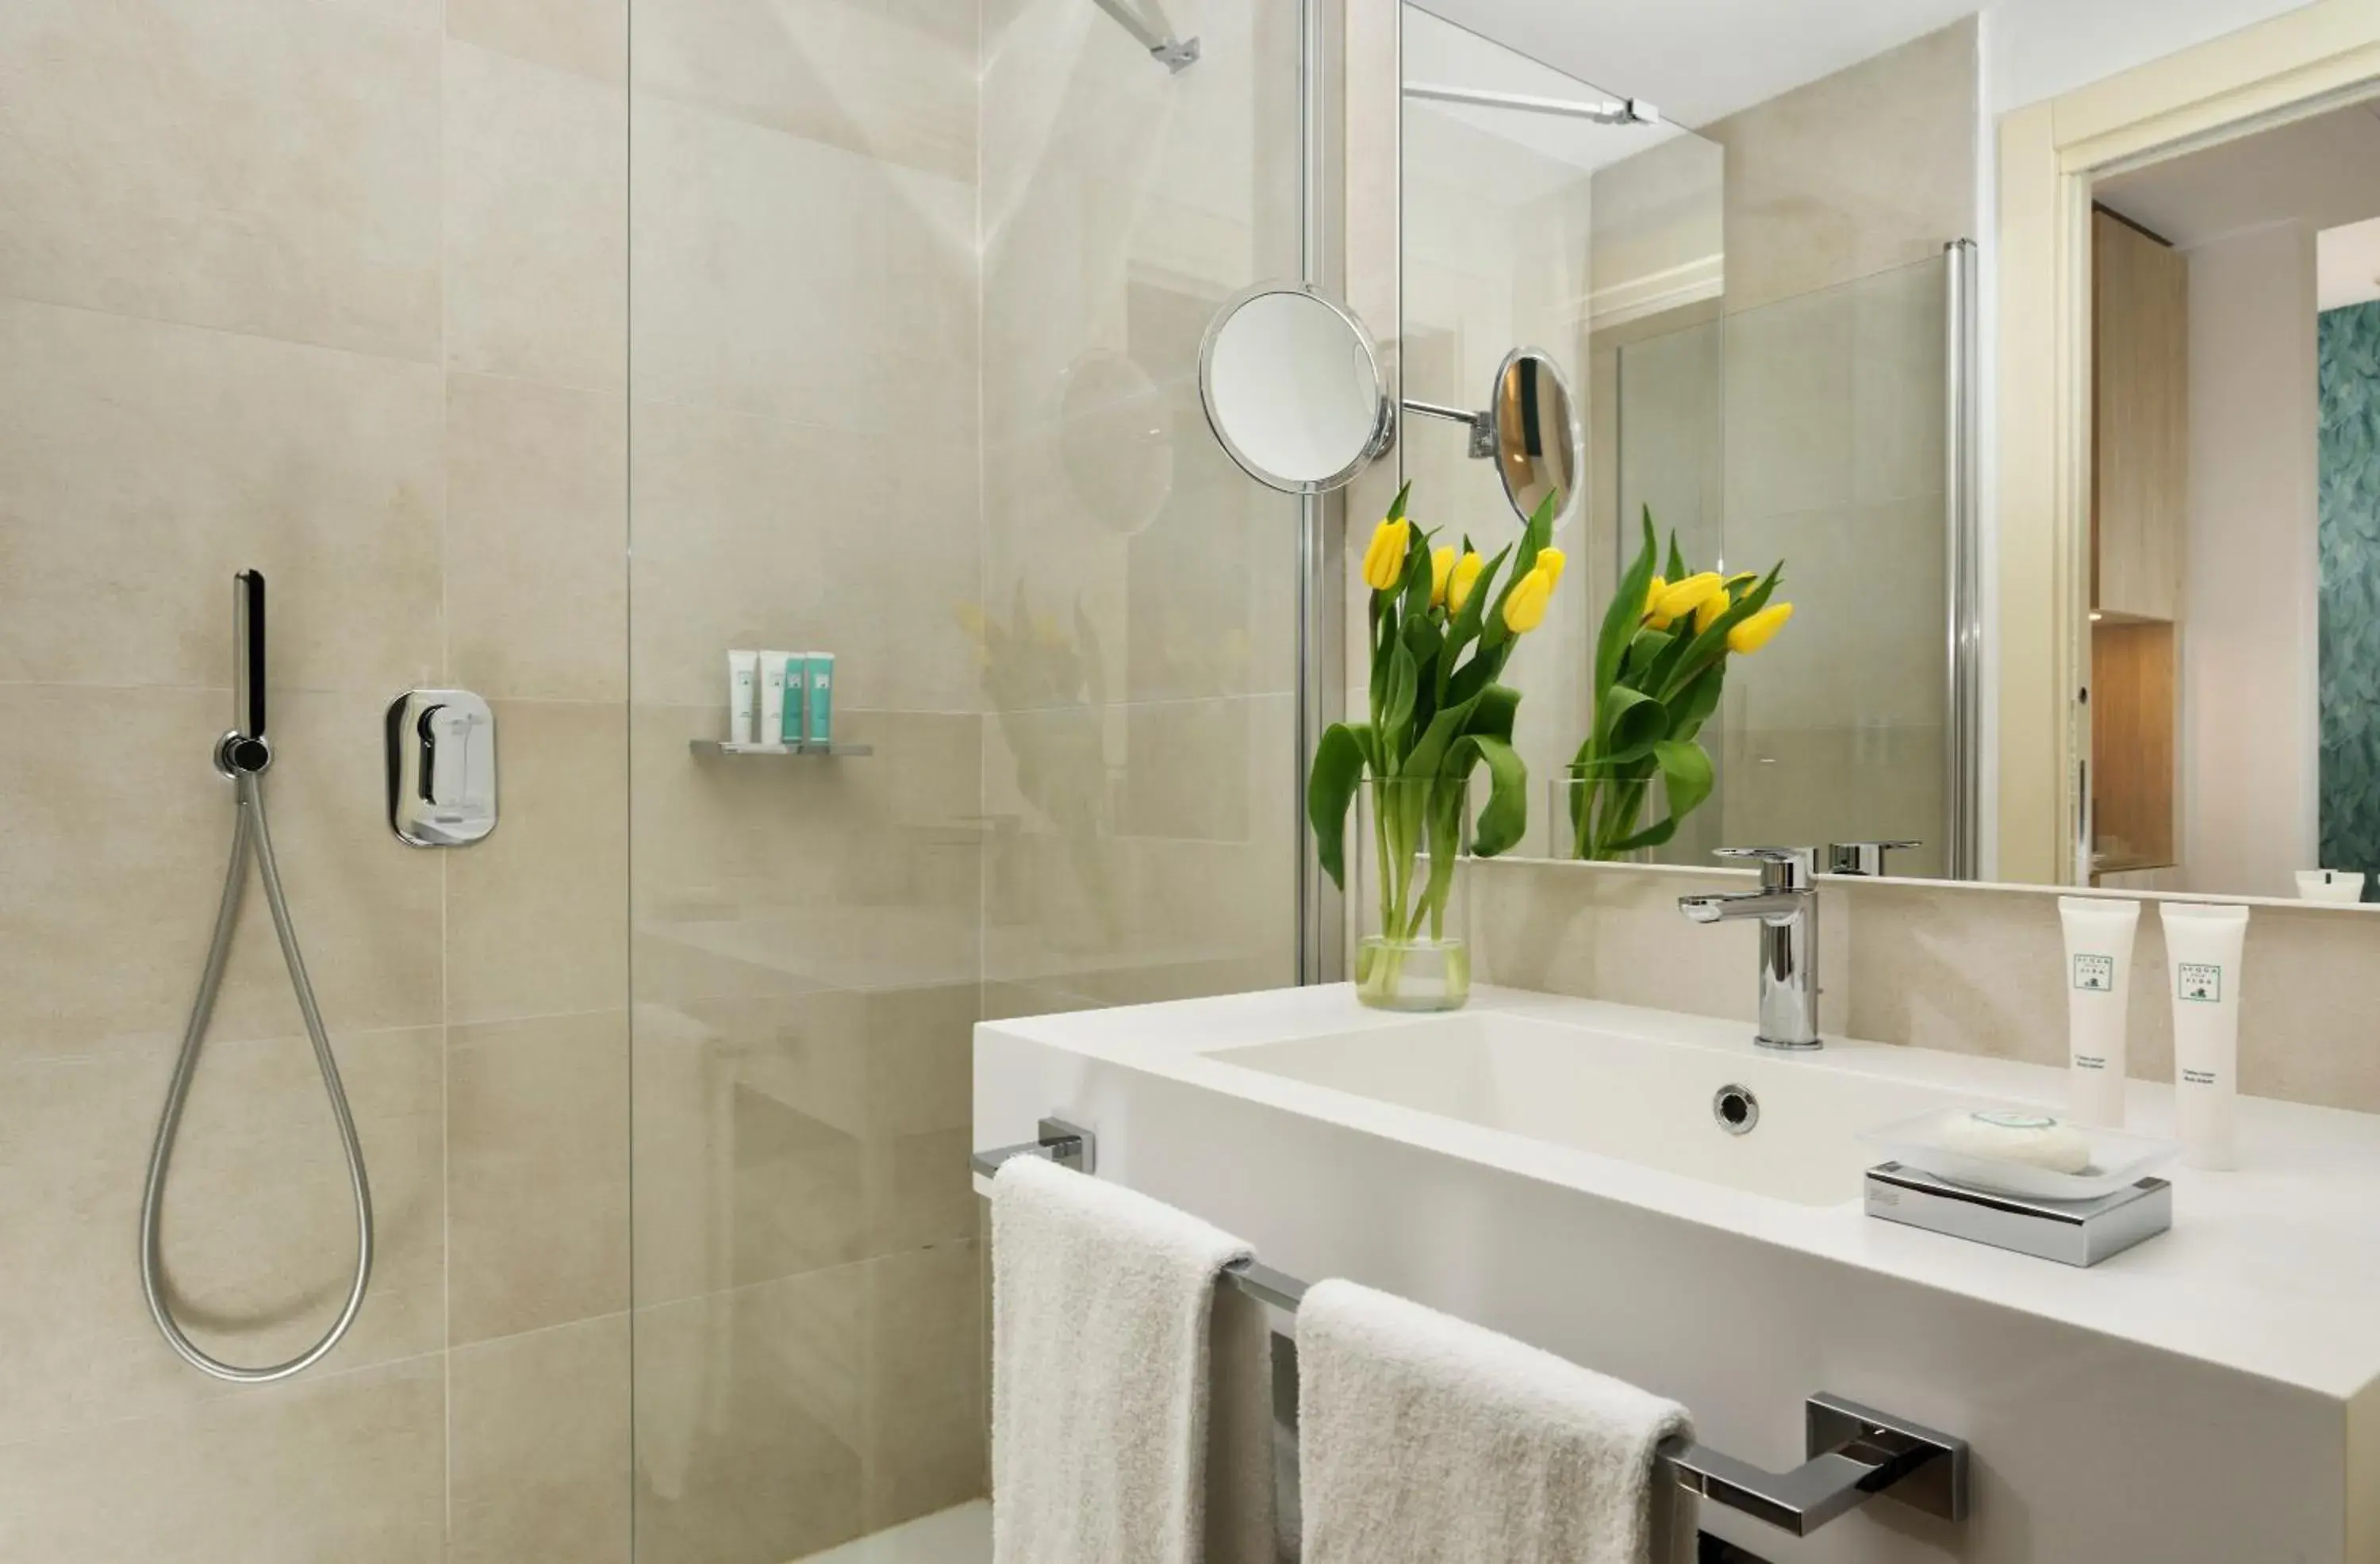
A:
[[991, 1155, 1277, 1564], [1299, 1280, 1695, 1564]]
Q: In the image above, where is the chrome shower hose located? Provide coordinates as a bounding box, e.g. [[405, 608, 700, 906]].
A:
[[139, 769, 374, 1382]]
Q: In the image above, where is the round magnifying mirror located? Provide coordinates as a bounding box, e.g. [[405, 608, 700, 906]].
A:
[[1488, 347, 1582, 528], [1199, 283, 1393, 494]]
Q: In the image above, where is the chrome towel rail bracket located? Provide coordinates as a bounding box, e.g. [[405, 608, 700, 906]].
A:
[[972, 1120, 1969, 1538]]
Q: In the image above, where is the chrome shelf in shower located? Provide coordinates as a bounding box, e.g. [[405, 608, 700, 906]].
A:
[[689, 740, 875, 760]]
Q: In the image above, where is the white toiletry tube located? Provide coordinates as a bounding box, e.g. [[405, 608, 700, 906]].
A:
[[2160, 903, 2250, 1170], [758, 650, 792, 750], [727, 650, 758, 746], [2058, 896, 2139, 1127]]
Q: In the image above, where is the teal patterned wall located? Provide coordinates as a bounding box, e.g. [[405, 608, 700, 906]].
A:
[[2318, 301, 2380, 891]]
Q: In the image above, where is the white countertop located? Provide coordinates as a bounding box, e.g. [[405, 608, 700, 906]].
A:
[[981, 983, 2380, 1403]]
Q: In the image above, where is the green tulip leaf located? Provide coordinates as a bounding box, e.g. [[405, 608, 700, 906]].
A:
[[1454, 734, 1529, 859], [1653, 738, 1714, 820], [1307, 722, 1371, 890]]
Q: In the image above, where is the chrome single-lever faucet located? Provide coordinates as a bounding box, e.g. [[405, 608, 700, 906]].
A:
[[1679, 846, 1821, 1050]]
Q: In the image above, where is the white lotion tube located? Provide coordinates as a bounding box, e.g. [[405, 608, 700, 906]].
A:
[[727, 650, 758, 745], [2160, 903, 2249, 1170], [758, 650, 792, 749], [2058, 896, 2139, 1126]]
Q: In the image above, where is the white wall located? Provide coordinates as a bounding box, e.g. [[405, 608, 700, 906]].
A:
[[1982, 0, 2321, 113], [2181, 221, 2321, 897]]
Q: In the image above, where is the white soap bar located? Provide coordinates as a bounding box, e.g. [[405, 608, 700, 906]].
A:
[[1937, 1110, 2092, 1173]]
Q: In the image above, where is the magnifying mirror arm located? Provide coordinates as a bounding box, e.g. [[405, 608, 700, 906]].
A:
[[1400, 399, 1496, 460]]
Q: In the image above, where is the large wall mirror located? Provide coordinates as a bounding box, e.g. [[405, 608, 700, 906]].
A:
[[1372, 0, 2380, 907], [1385, 2, 1976, 878]]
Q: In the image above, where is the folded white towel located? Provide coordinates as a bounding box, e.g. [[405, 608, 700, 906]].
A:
[[990, 1155, 1278, 1564], [1298, 1279, 1695, 1564]]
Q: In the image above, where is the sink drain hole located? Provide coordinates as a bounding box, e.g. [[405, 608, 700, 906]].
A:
[[1713, 1084, 1760, 1136]]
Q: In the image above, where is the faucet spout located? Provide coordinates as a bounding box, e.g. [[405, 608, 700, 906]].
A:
[[1679, 847, 1823, 1048], [1679, 890, 1805, 925]]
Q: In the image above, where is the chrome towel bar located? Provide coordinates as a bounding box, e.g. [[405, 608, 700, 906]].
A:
[[973, 1120, 1969, 1538]]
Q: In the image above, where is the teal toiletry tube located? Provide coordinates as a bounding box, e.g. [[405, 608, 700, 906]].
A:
[[780, 652, 807, 745], [805, 653, 835, 745]]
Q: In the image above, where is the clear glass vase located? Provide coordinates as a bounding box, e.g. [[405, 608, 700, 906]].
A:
[[1352, 775, 1472, 1011], [1554, 761, 1665, 863]]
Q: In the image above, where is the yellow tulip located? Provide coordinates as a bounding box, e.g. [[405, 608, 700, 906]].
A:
[[1728, 601, 1794, 655], [1448, 550, 1485, 612], [1429, 546, 1457, 608], [1536, 547, 1567, 589], [1503, 565, 1555, 634], [1644, 574, 1673, 630], [1653, 572, 1726, 623], [1693, 584, 1732, 634], [1361, 517, 1411, 592]]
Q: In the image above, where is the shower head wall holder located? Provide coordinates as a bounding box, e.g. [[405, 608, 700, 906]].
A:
[[216, 569, 273, 776]]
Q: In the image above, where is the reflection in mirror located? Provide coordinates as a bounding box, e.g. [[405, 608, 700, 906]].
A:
[[1491, 348, 1580, 526], [1058, 351, 1172, 537], [1397, 4, 1982, 879], [1400, 347, 1584, 528], [1197, 284, 1392, 494], [2082, 96, 2380, 901]]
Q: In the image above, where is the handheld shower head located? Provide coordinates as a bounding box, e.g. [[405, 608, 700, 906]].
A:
[[218, 570, 271, 775]]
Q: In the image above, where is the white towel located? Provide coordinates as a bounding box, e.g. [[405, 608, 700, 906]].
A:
[[990, 1155, 1278, 1564], [1298, 1280, 1696, 1564]]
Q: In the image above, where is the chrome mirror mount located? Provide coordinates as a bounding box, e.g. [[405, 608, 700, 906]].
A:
[[1401, 346, 1583, 529]]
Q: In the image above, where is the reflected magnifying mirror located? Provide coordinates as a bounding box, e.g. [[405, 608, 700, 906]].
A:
[[1403, 347, 1583, 528], [1198, 283, 1395, 494]]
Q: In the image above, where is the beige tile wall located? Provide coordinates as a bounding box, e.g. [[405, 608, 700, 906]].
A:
[[1476, 860, 2380, 1115], [0, 0, 631, 1556], [626, 0, 992, 1556], [976, 0, 1305, 1019]]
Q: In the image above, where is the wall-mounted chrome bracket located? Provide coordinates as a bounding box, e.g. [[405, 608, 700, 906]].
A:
[[971, 1117, 1098, 1179], [1090, 0, 1199, 71], [1401, 398, 1495, 459], [386, 690, 497, 847]]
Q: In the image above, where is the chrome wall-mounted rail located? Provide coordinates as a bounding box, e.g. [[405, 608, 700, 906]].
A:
[[974, 1121, 1970, 1538], [1091, 0, 1200, 71], [1403, 82, 1658, 126]]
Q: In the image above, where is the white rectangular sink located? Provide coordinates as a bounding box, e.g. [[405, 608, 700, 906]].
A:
[[976, 984, 2380, 1562], [1219, 1011, 1975, 1206]]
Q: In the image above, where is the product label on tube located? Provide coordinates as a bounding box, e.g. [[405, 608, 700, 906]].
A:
[[2071, 953, 2114, 991], [2177, 962, 2222, 1003]]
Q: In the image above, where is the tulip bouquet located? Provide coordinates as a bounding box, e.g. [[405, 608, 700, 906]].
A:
[[1565, 508, 1792, 861], [1310, 481, 1560, 1008]]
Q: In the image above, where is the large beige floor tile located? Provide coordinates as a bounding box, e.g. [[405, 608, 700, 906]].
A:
[[631, 0, 977, 182], [0, 1351, 445, 1564], [0, 299, 443, 692], [862, 1242, 985, 1530], [629, 94, 975, 439], [445, 39, 630, 389], [450, 1313, 634, 1563], [451, 0, 628, 84], [0, 1027, 443, 1439], [634, 1269, 869, 1564], [631, 979, 977, 1305], [0, 686, 443, 1064], [448, 1011, 632, 1343], [445, 700, 630, 1023], [628, 398, 981, 713], [0, 0, 442, 359], [447, 373, 629, 703]]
